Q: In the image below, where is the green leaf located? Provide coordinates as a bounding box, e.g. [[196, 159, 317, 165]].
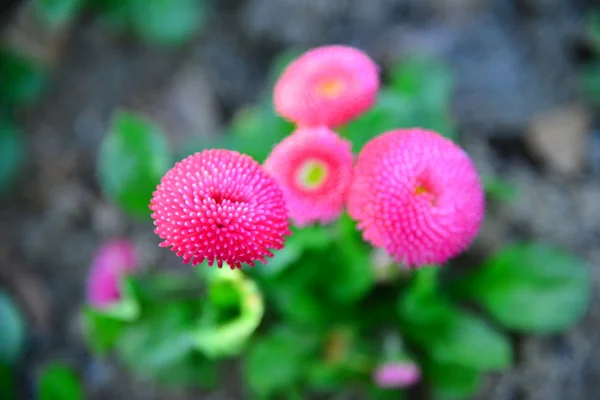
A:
[[0, 363, 16, 400], [454, 242, 592, 334], [0, 290, 26, 365], [128, 0, 206, 46], [0, 49, 46, 106], [81, 307, 126, 356], [35, 0, 83, 28], [427, 362, 482, 400], [225, 103, 294, 163], [192, 269, 264, 358], [95, 277, 140, 321], [483, 175, 519, 202], [390, 56, 454, 114], [98, 110, 171, 218], [38, 363, 84, 400], [117, 302, 217, 388], [244, 327, 317, 398], [0, 118, 25, 195], [581, 62, 600, 106], [398, 269, 512, 371]]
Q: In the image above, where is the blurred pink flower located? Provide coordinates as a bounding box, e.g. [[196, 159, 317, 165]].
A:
[[348, 129, 485, 267], [264, 127, 353, 226], [274, 45, 380, 127], [86, 239, 138, 309], [373, 361, 421, 389]]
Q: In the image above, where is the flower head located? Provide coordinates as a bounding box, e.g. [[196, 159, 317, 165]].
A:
[[150, 149, 290, 269], [264, 127, 353, 226], [87, 239, 138, 309], [273, 45, 379, 127], [373, 361, 421, 389], [348, 129, 484, 267]]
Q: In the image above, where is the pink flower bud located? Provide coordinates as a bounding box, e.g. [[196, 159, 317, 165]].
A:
[[373, 361, 421, 389], [86, 239, 138, 309]]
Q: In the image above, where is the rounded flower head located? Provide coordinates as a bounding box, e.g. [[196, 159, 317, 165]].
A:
[[87, 239, 138, 309], [274, 45, 380, 127], [264, 127, 353, 226], [150, 149, 290, 269], [348, 129, 484, 267], [373, 361, 421, 389]]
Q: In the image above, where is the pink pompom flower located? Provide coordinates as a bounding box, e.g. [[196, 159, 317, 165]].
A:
[[373, 361, 421, 389], [150, 149, 290, 269], [86, 239, 138, 309], [273, 45, 380, 128], [348, 129, 484, 267], [264, 127, 353, 226]]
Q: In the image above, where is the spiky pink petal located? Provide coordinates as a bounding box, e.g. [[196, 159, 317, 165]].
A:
[[274, 45, 380, 127], [348, 129, 485, 267], [150, 149, 290, 269], [264, 127, 353, 226]]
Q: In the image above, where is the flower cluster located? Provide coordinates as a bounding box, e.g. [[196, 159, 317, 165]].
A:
[[148, 44, 484, 269]]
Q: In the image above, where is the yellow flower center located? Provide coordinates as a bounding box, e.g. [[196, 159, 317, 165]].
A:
[[296, 159, 329, 190], [316, 78, 345, 98]]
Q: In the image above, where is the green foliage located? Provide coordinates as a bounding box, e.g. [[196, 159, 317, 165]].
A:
[[35, 0, 84, 28], [483, 175, 519, 202], [38, 363, 84, 400], [0, 118, 25, 195], [97, 110, 171, 219], [0, 363, 16, 400], [453, 242, 591, 334], [0, 290, 26, 365], [0, 49, 46, 107], [427, 362, 482, 400], [398, 268, 513, 371]]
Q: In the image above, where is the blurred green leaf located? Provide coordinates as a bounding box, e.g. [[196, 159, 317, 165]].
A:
[[0, 118, 25, 195], [98, 110, 171, 218], [244, 327, 318, 398], [390, 56, 454, 113], [35, 0, 83, 28], [398, 269, 512, 371], [0, 363, 16, 400], [117, 302, 217, 388], [128, 0, 206, 46], [581, 62, 600, 106], [453, 242, 591, 334], [0, 290, 26, 365], [483, 175, 519, 202], [428, 362, 482, 400], [587, 11, 600, 54], [225, 103, 294, 163], [38, 363, 84, 400], [95, 277, 140, 321], [81, 307, 126, 356], [0, 49, 46, 106], [193, 269, 264, 358]]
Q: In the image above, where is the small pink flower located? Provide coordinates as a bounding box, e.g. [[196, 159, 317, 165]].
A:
[[273, 45, 380, 127], [150, 149, 290, 269], [373, 361, 421, 389], [87, 239, 138, 309], [348, 129, 485, 267], [263, 127, 353, 226]]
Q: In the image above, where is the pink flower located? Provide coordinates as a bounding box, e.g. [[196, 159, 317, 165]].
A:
[[150, 149, 290, 269], [263, 127, 353, 226], [373, 361, 421, 389], [348, 129, 484, 267], [87, 239, 138, 309], [273, 45, 380, 128]]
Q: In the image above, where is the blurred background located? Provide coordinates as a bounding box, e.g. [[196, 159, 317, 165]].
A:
[[0, 0, 599, 399]]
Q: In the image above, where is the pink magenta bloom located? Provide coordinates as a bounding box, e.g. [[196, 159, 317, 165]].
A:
[[86, 239, 138, 309], [348, 129, 484, 267], [150, 149, 290, 269], [263, 127, 353, 226], [273, 45, 380, 127], [373, 361, 421, 389]]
